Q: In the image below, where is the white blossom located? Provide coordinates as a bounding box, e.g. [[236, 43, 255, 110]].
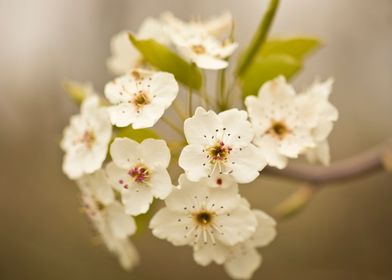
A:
[[162, 12, 237, 70], [104, 69, 179, 129], [179, 107, 266, 184], [245, 76, 317, 169], [61, 95, 112, 179], [77, 169, 139, 270], [150, 174, 257, 266], [223, 208, 277, 280], [106, 138, 173, 215], [107, 18, 169, 75], [161, 11, 234, 38], [297, 78, 338, 165]]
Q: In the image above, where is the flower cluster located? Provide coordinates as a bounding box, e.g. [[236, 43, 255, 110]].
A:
[[61, 10, 338, 280]]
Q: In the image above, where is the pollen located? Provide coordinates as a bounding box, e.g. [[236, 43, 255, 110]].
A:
[[79, 130, 96, 149], [207, 141, 232, 163], [128, 164, 150, 183], [131, 70, 142, 80], [132, 91, 151, 108], [194, 210, 214, 226], [191, 44, 206, 55], [267, 120, 291, 139]]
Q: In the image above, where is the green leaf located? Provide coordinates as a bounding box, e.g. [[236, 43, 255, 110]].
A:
[[129, 33, 202, 90], [236, 0, 280, 76], [114, 126, 159, 143], [240, 37, 321, 98], [241, 54, 301, 97], [63, 81, 93, 104], [260, 37, 320, 60]]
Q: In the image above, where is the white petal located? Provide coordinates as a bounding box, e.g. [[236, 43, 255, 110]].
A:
[[253, 135, 288, 169], [140, 138, 171, 168], [117, 239, 140, 270], [203, 11, 233, 36], [109, 238, 140, 271], [132, 102, 165, 129], [107, 103, 137, 127], [250, 210, 277, 248], [148, 72, 179, 108], [62, 146, 106, 179], [106, 30, 142, 75], [165, 174, 240, 213], [104, 78, 137, 104], [193, 241, 229, 266], [206, 173, 236, 189], [80, 95, 100, 114], [257, 75, 296, 102], [110, 138, 140, 169], [306, 140, 331, 166], [193, 54, 228, 70], [122, 185, 153, 215], [105, 161, 136, 192], [179, 144, 209, 182], [105, 202, 137, 239], [229, 145, 266, 183], [148, 167, 173, 199], [77, 169, 115, 205], [278, 129, 315, 158], [183, 107, 219, 145], [312, 121, 333, 142], [215, 203, 257, 246], [138, 17, 170, 45], [244, 95, 271, 134], [218, 108, 254, 147], [149, 208, 193, 246], [224, 245, 262, 280]]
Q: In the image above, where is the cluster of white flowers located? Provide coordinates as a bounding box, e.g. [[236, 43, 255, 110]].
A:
[[61, 11, 338, 279], [245, 76, 338, 169]]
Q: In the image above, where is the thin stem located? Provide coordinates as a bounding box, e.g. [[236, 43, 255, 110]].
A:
[[264, 141, 392, 186], [217, 68, 227, 111], [225, 77, 239, 109], [188, 87, 193, 117], [161, 117, 183, 136], [172, 100, 186, 120], [199, 70, 215, 109], [236, 0, 280, 76]]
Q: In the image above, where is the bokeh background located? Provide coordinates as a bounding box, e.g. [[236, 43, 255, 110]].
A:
[[1, 0, 392, 279]]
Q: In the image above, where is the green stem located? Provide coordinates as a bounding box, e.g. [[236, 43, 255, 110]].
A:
[[217, 68, 227, 111], [172, 100, 186, 120], [236, 0, 280, 76], [200, 70, 209, 108], [161, 117, 183, 136], [188, 87, 193, 117]]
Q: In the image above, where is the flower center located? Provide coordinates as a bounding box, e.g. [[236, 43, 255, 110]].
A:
[[207, 141, 232, 163], [131, 70, 142, 80], [268, 120, 290, 139], [80, 130, 96, 149], [194, 211, 214, 226], [128, 165, 150, 183], [191, 44, 206, 54], [132, 91, 150, 108]]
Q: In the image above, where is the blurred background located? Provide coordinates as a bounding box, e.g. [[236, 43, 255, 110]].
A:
[[1, 0, 392, 279]]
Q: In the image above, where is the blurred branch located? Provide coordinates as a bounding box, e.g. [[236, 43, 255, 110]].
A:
[[264, 140, 392, 186]]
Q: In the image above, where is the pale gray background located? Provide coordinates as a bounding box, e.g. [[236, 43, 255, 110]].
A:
[[1, 0, 392, 279]]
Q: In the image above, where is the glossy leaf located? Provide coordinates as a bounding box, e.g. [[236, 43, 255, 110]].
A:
[[129, 33, 202, 90], [115, 126, 159, 143], [241, 54, 301, 97], [63, 81, 93, 104], [240, 37, 321, 98], [261, 37, 320, 60], [236, 0, 280, 76]]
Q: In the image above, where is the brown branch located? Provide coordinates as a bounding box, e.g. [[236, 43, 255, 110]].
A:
[[263, 141, 391, 186]]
